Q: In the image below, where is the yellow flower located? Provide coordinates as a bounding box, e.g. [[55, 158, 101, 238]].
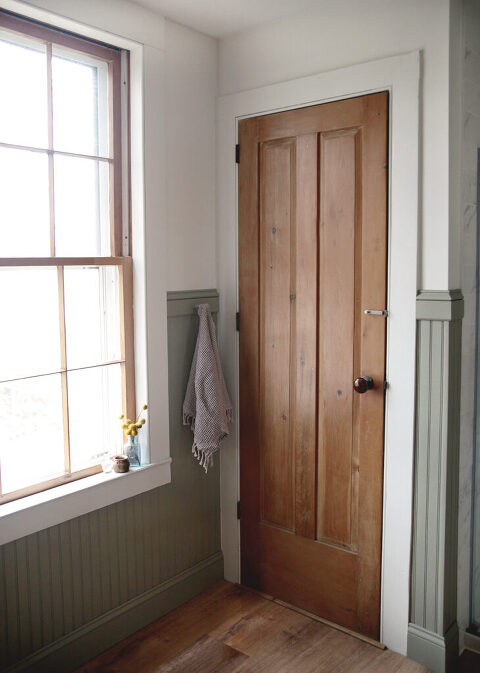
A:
[[142, 404, 148, 410], [140, 418, 146, 425], [119, 414, 124, 420], [126, 429, 132, 435], [126, 419, 133, 426], [131, 429, 137, 436], [121, 423, 128, 430]]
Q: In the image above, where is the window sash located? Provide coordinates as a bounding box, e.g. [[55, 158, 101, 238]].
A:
[[0, 10, 124, 256], [0, 11, 133, 505], [0, 257, 135, 504]]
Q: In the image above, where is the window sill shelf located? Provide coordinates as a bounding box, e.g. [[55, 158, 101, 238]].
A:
[[0, 458, 172, 546]]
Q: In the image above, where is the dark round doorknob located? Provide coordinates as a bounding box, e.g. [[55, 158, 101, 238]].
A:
[[353, 376, 374, 394]]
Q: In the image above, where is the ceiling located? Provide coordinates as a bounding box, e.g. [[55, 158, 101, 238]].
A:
[[131, 0, 319, 38]]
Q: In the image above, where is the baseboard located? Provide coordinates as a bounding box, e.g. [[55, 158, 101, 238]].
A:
[[5, 551, 224, 673], [407, 622, 459, 673]]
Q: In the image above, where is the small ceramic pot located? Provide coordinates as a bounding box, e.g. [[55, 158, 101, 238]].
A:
[[112, 455, 130, 473]]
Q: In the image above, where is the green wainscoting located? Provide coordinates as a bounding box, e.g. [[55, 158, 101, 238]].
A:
[[0, 290, 223, 673], [408, 290, 464, 673]]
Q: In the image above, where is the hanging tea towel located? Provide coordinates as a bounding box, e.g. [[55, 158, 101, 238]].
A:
[[183, 303, 233, 472]]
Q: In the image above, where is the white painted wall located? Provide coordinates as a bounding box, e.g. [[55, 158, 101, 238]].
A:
[[218, 0, 453, 291], [165, 20, 217, 291], [458, 0, 480, 646], [0, 0, 218, 536]]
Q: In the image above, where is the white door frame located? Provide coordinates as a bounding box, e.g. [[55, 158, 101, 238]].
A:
[[216, 51, 420, 655]]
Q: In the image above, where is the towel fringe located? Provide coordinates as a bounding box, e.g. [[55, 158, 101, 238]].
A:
[[190, 426, 229, 473], [191, 443, 214, 473]]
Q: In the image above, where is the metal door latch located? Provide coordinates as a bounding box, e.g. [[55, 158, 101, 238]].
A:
[[364, 309, 389, 317]]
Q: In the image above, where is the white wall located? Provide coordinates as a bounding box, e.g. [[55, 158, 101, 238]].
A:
[[218, 0, 453, 291], [165, 20, 217, 291], [458, 0, 480, 644]]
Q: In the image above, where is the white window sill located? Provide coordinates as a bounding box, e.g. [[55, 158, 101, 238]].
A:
[[0, 458, 172, 546]]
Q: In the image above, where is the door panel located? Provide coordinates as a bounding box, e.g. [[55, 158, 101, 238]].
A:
[[260, 138, 295, 532], [317, 129, 358, 550], [294, 133, 317, 541], [239, 92, 388, 639]]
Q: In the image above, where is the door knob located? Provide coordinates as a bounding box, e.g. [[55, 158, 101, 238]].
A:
[[353, 376, 374, 394]]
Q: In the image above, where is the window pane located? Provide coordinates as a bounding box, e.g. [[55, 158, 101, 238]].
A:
[[0, 147, 50, 256], [0, 267, 61, 381], [52, 46, 109, 157], [68, 363, 122, 471], [64, 266, 121, 368], [0, 31, 48, 148], [54, 155, 110, 256], [0, 374, 65, 494]]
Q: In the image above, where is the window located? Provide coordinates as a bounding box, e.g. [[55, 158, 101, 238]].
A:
[[0, 11, 134, 504]]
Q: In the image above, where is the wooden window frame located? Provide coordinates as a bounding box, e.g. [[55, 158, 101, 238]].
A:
[[0, 11, 135, 504]]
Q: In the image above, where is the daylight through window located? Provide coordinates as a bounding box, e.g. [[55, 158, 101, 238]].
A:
[[0, 11, 134, 503]]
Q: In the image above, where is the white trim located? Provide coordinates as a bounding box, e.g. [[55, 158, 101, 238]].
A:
[[121, 49, 130, 257], [217, 51, 420, 656], [463, 631, 480, 655], [0, 2, 171, 536], [0, 459, 171, 546], [0, 0, 165, 50]]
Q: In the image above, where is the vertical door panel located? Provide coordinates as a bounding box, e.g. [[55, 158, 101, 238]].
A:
[[294, 133, 318, 540], [317, 129, 359, 550], [260, 139, 296, 531]]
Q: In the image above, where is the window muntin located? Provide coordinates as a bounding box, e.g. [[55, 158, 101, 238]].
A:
[[0, 12, 134, 504]]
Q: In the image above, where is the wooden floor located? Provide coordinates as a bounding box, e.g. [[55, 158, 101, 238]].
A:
[[75, 581, 431, 673], [458, 648, 480, 673]]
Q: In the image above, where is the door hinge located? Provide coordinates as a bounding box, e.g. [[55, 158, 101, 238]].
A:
[[235, 144, 240, 164], [237, 501, 241, 519], [236, 312, 240, 331]]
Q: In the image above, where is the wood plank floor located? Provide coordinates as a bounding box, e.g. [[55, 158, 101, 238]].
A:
[[458, 648, 480, 673], [75, 581, 432, 673]]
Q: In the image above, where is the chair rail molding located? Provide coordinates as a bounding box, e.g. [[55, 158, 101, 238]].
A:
[[408, 289, 464, 673]]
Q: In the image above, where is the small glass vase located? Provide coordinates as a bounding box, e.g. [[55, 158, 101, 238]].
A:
[[124, 435, 140, 467]]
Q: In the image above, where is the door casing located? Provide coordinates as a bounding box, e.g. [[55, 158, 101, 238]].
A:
[[216, 52, 420, 655]]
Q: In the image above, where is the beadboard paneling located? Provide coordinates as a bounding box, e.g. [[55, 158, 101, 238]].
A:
[[408, 290, 463, 673], [0, 290, 222, 672]]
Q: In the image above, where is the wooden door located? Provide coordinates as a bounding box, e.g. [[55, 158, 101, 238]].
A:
[[238, 92, 388, 640]]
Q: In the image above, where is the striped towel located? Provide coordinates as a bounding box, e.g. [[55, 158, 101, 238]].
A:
[[183, 303, 233, 472]]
